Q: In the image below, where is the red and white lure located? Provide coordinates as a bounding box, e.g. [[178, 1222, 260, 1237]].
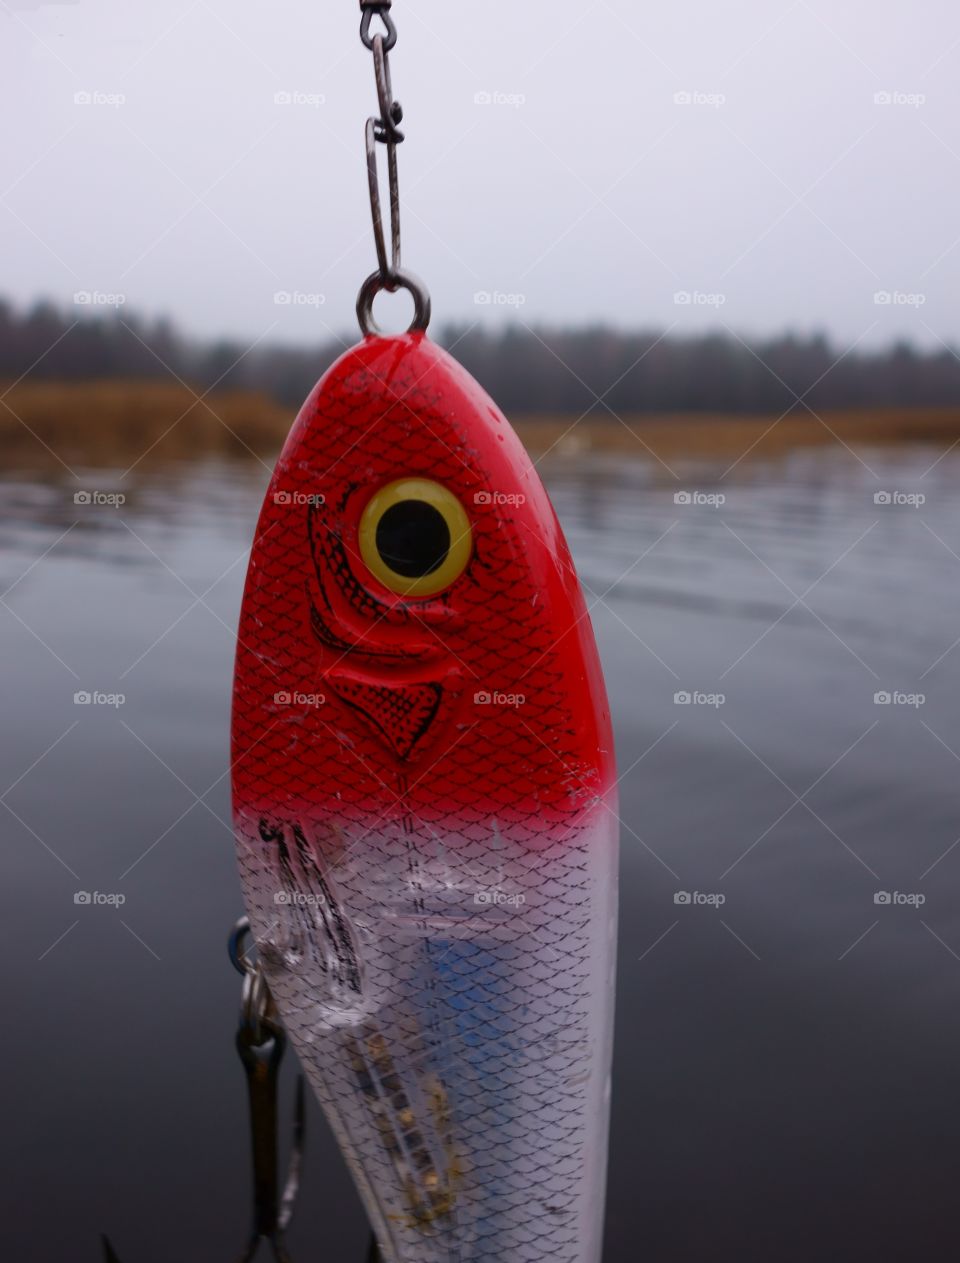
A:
[[232, 6, 618, 1261]]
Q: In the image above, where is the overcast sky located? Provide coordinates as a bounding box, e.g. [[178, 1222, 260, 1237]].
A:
[[2, 0, 959, 349]]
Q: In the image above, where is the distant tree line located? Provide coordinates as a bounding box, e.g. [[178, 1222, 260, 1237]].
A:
[[2, 297, 959, 417]]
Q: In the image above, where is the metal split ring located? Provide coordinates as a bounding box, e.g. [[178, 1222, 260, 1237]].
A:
[[229, 915, 257, 976], [356, 268, 431, 336], [240, 968, 274, 1043]]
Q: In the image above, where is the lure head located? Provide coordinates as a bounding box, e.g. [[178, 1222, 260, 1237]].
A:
[[232, 333, 618, 1263], [232, 333, 615, 849]]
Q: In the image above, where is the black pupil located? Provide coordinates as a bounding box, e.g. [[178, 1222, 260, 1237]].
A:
[[376, 499, 450, 578]]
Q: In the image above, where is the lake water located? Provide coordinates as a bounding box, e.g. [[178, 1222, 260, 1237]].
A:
[[3, 439, 960, 1261]]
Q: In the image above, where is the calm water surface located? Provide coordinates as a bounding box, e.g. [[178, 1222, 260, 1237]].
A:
[[3, 442, 960, 1261]]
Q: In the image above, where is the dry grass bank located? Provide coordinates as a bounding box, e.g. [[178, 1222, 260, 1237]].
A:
[[0, 380, 292, 466], [2, 379, 960, 468], [513, 407, 960, 460]]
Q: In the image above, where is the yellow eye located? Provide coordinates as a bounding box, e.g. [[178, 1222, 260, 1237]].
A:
[[358, 478, 472, 597]]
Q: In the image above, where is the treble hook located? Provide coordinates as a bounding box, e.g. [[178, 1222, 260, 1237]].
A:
[[100, 918, 306, 1262], [232, 917, 306, 1262], [102, 917, 381, 1261], [231, 921, 382, 1263], [235, 1026, 305, 1260]]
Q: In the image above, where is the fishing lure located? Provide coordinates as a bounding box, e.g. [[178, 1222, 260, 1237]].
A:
[[232, 5, 618, 1261]]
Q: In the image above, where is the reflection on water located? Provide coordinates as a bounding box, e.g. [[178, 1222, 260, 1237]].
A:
[[3, 442, 960, 1261]]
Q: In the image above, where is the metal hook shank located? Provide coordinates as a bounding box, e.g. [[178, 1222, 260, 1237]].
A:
[[371, 34, 404, 145], [365, 122, 402, 281], [234, 923, 306, 1261], [357, 11, 430, 334]]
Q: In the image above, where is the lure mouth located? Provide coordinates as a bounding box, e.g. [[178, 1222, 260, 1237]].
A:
[[325, 672, 448, 761]]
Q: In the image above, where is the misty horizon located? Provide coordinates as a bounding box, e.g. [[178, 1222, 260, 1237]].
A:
[[4, 291, 955, 357], [4, 292, 960, 416], [2, 1, 958, 348]]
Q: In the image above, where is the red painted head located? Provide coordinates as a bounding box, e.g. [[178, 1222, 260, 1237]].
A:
[[232, 333, 615, 853]]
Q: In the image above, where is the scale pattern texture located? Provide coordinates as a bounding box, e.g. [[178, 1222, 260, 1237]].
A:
[[232, 334, 618, 1263]]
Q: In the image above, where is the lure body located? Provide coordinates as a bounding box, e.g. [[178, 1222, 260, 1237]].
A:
[[232, 334, 618, 1263]]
